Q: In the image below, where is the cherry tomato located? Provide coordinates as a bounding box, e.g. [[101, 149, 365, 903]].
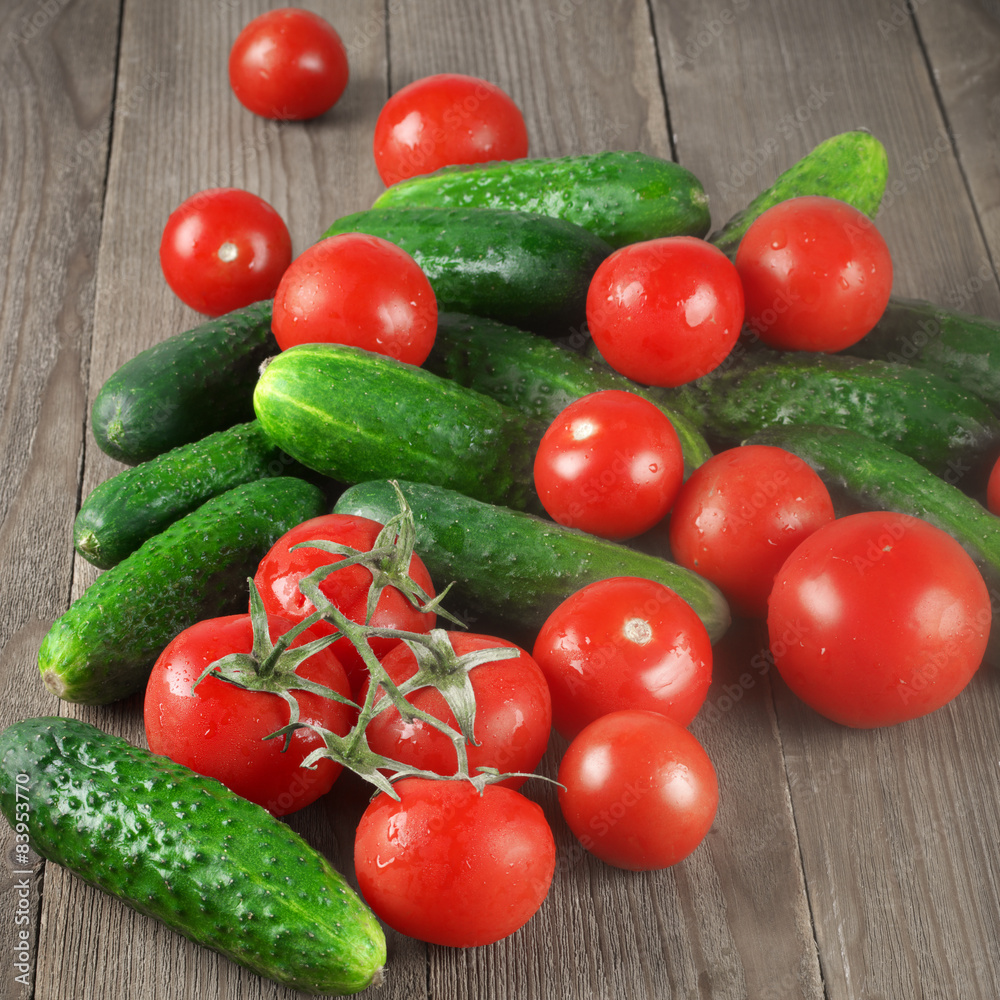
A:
[[159, 187, 292, 316], [735, 195, 894, 352], [987, 454, 1000, 515], [532, 577, 712, 739], [586, 236, 744, 388], [271, 233, 438, 366], [354, 777, 555, 946], [143, 613, 353, 816], [373, 73, 528, 186], [557, 709, 718, 871], [768, 511, 991, 728], [228, 8, 349, 121], [668, 444, 836, 618], [253, 513, 437, 694], [361, 632, 552, 789], [533, 390, 685, 539]]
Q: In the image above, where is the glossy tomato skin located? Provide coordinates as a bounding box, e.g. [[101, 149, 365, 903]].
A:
[[143, 613, 353, 816], [354, 777, 556, 947], [361, 632, 552, 789], [987, 454, 1000, 515], [271, 233, 438, 366], [668, 444, 836, 618], [586, 236, 744, 388], [533, 390, 685, 540], [736, 195, 893, 352], [229, 8, 349, 120], [557, 709, 718, 871], [253, 513, 437, 694], [768, 511, 991, 728], [532, 576, 712, 740], [373, 73, 528, 185], [159, 188, 292, 316]]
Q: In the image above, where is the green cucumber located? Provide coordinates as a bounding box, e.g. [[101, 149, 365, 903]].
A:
[[425, 311, 713, 475], [253, 343, 544, 511], [92, 300, 276, 465], [708, 130, 889, 257], [321, 206, 611, 335], [40, 476, 326, 705], [372, 150, 711, 248], [0, 716, 384, 995], [333, 479, 731, 645]]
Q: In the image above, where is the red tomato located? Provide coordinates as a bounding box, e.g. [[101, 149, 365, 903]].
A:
[[531, 576, 712, 739], [228, 8, 349, 120], [768, 511, 991, 727], [735, 195, 894, 352], [143, 613, 353, 816], [159, 187, 292, 316], [557, 709, 718, 871], [271, 233, 438, 366], [668, 444, 836, 618], [987, 454, 1000, 515], [373, 73, 528, 185], [532, 390, 685, 539], [253, 513, 438, 694], [361, 632, 552, 789], [586, 236, 744, 388], [354, 777, 555, 946]]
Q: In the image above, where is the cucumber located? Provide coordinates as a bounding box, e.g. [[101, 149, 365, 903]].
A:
[[320, 206, 611, 335], [92, 300, 276, 465], [40, 476, 326, 705], [708, 130, 888, 257], [333, 479, 731, 645], [0, 716, 384, 995], [425, 311, 713, 475], [253, 343, 544, 511], [372, 150, 711, 249]]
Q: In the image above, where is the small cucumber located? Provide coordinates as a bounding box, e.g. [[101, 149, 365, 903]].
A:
[[40, 476, 326, 705], [253, 343, 544, 511], [0, 716, 385, 995], [92, 300, 276, 465], [373, 150, 711, 248], [333, 479, 731, 645], [321, 206, 611, 335]]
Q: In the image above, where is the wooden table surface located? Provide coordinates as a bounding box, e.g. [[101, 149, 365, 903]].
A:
[[2, 1, 1000, 998]]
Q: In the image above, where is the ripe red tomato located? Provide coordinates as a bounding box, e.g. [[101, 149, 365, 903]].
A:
[[768, 511, 991, 728], [668, 444, 836, 618], [228, 8, 349, 120], [987, 454, 1000, 515], [143, 613, 353, 816], [271, 233, 438, 366], [531, 576, 712, 739], [586, 236, 744, 387], [361, 632, 552, 789], [159, 187, 292, 316], [354, 777, 555, 946], [735, 195, 894, 352], [557, 709, 718, 871], [532, 390, 685, 539], [373, 73, 528, 185]]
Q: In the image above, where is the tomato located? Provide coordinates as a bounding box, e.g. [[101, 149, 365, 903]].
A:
[[373, 73, 528, 186], [557, 710, 718, 871], [361, 632, 551, 789], [354, 777, 555, 946], [253, 513, 438, 694], [767, 511, 991, 728], [143, 613, 353, 816], [159, 187, 292, 316], [668, 444, 836, 618], [735, 195, 894, 352], [532, 390, 685, 539], [271, 233, 438, 366], [586, 236, 744, 388], [987, 454, 1000, 515], [531, 576, 712, 739], [228, 8, 349, 121]]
